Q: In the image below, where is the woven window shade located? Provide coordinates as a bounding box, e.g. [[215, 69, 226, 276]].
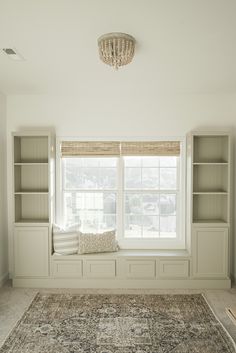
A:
[[120, 141, 180, 156], [61, 141, 120, 157], [61, 141, 180, 157]]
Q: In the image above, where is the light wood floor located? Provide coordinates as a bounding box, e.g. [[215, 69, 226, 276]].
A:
[[0, 281, 236, 348]]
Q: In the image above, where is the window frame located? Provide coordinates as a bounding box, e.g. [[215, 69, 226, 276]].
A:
[[56, 136, 186, 250]]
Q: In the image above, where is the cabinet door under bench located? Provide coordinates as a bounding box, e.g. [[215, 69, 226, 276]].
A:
[[192, 227, 228, 278], [158, 260, 189, 278], [14, 226, 49, 277], [84, 260, 116, 278], [53, 260, 82, 278], [125, 260, 156, 279]]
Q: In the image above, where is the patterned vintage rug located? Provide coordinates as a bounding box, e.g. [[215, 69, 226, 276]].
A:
[[0, 293, 235, 353]]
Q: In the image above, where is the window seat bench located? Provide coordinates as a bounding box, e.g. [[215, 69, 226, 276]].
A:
[[51, 249, 191, 283], [52, 249, 190, 259], [13, 248, 230, 289]]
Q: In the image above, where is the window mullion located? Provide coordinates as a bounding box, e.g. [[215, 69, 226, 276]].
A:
[[158, 163, 161, 237], [117, 157, 124, 242], [123, 189, 178, 194]]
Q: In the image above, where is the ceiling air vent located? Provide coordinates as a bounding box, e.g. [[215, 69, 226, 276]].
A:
[[2, 48, 24, 61]]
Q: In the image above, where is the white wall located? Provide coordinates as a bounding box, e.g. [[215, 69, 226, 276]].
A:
[[6, 93, 236, 279], [0, 92, 8, 286]]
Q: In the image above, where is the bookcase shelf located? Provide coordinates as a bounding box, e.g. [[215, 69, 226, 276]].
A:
[[193, 163, 228, 193], [15, 194, 49, 223], [193, 219, 227, 224], [15, 191, 49, 195], [193, 162, 228, 165], [14, 162, 48, 166], [15, 219, 50, 225], [13, 133, 51, 224], [193, 193, 228, 223], [191, 133, 230, 225], [14, 136, 49, 163], [14, 164, 49, 193], [193, 191, 228, 195], [193, 135, 229, 164]]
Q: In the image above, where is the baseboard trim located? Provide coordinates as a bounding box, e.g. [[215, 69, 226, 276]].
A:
[[13, 277, 231, 289], [0, 272, 9, 287]]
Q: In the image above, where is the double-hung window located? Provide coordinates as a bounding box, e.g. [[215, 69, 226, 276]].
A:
[[59, 139, 185, 249]]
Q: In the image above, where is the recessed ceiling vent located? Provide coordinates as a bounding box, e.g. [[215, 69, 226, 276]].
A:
[[2, 48, 25, 61]]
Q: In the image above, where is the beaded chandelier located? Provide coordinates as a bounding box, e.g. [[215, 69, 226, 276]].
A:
[[98, 32, 136, 70]]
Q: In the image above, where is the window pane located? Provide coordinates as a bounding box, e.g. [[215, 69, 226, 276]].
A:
[[99, 158, 117, 167], [142, 215, 159, 238], [125, 168, 142, 189], [142, 168, 159, 189], [142, 157, 159, 167], [159, 156, 177, 167], [124, 157, 142, 167], [82, 167, 99, 188], [64, 192, 116, 231], [125, 194, 142, 214], [63, 157, 117, 189], [125, 194, 160, 238], [160, 168, 177, 189], [160, 194, 176, 215], [81, 210, 101, 232], [103, 215, 116, 230], [83, 158, 117, 167], [124, 157, 177, 191], [160, 216, 176, 237], [143, 194, 159, 215], [125, 215, 142, 238], [99, 168, 116, 189], [83, 158, 100, 167], [104, 193, 116, 213]]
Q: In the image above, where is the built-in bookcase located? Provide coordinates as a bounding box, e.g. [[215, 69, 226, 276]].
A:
[[13, 131, 54, 280], [189, 132, 231, 280], [192, 134, 230, 224], [13, 133, 51, 224]]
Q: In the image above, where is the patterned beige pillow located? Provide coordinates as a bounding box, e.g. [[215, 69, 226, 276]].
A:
[[78, 230, 119, 254]]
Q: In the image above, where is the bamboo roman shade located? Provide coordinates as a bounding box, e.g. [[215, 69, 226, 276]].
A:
[[120, 141, 180, 156], [61, 141, 120, 157], [61, 141, 180, 157]]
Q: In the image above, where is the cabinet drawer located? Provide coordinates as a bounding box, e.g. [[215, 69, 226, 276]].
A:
[[126, 260, 156, 279], [158, 260, 189, 278], [53, 261, 82, 278], [84, 260, 116, 278]]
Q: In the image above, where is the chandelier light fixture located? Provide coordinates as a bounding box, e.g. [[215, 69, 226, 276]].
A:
[[98, 32, 136, 70]]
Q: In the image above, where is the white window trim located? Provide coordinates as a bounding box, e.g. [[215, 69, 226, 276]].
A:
[[56, 136, 186, 250]]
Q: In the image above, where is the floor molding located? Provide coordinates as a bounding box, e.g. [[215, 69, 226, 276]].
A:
[[0, 272, 9, 287], [13, 277, 231, 289]]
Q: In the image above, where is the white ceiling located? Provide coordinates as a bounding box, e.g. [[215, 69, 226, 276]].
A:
[[0, 0, 236, 95]]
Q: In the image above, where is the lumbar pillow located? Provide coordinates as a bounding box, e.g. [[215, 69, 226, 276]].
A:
[[53, 224, 79, 255], [78, 230, 119, 254]]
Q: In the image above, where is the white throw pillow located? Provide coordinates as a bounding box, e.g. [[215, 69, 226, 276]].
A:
[[53, 224, 79, 255], [78, 230, 119, 254]]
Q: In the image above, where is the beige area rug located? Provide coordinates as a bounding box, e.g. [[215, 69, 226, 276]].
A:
[[0, 293, 235, 353]]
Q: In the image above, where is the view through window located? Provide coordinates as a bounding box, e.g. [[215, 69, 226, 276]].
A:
[[62, 154, 180, 246]]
